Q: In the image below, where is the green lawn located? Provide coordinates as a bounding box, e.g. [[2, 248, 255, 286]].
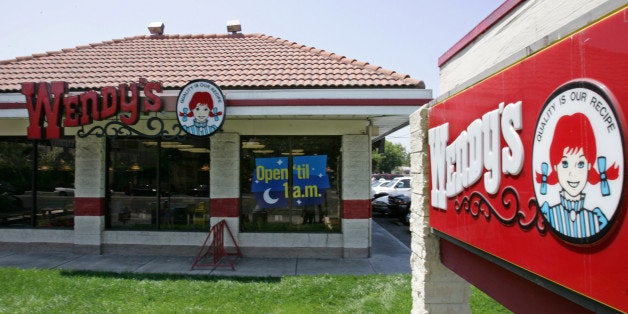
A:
[[0, 268, 508, 313]]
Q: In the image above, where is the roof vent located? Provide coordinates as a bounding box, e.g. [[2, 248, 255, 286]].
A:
[[227, 20, 242, 34], [148, 22, 165, 35]]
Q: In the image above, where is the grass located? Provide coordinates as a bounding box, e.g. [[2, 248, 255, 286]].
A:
[[0, 268, 509, 313]]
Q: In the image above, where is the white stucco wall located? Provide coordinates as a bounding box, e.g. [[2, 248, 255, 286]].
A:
[[341, 134, 371, 200], [341, 134, 371, 257], [439, 0, 624, 96], [409, 107, 470, 314], [74, 137, 106, 198], [210, 132, 240, 200]]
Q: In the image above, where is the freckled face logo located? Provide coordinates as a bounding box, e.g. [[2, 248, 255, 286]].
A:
[[532, 80, 624, 245], [177, 79, 225, 137]]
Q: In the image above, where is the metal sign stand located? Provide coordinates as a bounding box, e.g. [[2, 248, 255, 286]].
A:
[[191, 219, 242, 270]]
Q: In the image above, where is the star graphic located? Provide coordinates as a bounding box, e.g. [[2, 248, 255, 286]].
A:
[[277, 159, 283, 165]]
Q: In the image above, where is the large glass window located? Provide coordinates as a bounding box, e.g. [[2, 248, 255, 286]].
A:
[[0, 139, 75, 228], [107, 138, 210, 231], [240, 136, 341, 232]]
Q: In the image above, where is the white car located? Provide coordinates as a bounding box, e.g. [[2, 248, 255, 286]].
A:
[[372, 176, 412, 198], [370, 180, 390, 198]]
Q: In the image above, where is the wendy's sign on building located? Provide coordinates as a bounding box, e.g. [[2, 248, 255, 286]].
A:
[[176, 79, 225, 137], [428, 9, 627, 312], [21, 78, 163, 140]]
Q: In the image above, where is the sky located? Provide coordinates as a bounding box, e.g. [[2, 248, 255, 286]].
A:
[[0, 0, 504, 149]]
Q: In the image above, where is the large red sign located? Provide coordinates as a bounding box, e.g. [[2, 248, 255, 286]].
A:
[[428, 8, 628, 311]]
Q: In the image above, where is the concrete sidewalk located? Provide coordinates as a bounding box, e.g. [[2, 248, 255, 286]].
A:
[[0, 220, 410, 277]]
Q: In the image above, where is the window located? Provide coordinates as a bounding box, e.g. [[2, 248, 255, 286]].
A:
[[0, 139, 75, 228], [106, 138, 210, 230], [240, 136, 341, 232]]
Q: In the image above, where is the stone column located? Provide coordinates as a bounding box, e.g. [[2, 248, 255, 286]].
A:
[[410, 107, 470, 313], [341, 134, 371, 258], [73, 136, 107, 254], [209, 132, 240, 243]]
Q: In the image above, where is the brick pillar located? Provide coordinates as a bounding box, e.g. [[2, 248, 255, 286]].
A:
[[210, 132, 240, 243], [410, 107, 470, 313], [73, 136, 107, 254], [341, 134, 371, 258]]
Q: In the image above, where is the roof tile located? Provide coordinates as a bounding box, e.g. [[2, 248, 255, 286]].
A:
[[0, 33, 424, 92]]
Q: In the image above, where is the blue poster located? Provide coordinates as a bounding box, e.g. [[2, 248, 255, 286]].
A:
[[252, 157, 288, 209], [251, 155, 330, 208], [292, 155, 329, 206]]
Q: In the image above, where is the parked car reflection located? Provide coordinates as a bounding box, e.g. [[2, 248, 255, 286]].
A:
[[54, 186, 75, 196], [0, 193, 28, 225], [125, 184, 157, 196], [188, 184, 209, 197]]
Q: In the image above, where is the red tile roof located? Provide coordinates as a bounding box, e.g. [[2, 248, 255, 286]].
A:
[[0, 33, 424, 92]]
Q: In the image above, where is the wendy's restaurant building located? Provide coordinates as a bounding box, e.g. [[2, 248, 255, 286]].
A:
[[409, 0, 628, 312], [0, 23, 431, 258]]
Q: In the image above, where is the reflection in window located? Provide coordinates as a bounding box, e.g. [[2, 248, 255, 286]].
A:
[[240, 136, 341, 232], [107, 138, 210, 231], [0, 139, 75, 228]]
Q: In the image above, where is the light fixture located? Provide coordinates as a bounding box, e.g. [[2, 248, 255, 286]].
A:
[[200, 164, 210, 171], [160, 142, 182, 148], [281, 151, 305, 156], [179, 148, 210, 153], [242, 141, 265, 149], [148, 22, 165, 35], [227, 20, 241, 34], [177, 145, 194, 149], [129, 163, 142, 171]]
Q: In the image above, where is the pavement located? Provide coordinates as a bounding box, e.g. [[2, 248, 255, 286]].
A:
[[0, 220, 410, 277]]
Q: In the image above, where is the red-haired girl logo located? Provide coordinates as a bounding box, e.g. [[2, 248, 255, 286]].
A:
[[177, 80, 225, 137], [532, 80, 624, 244]]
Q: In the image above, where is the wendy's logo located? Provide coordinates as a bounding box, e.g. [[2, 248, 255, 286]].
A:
[[532, 80, 624, 245], [177, 80, 225, 137]]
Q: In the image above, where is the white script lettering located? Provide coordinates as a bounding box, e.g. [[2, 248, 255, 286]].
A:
[[428, 101, 524, 210]]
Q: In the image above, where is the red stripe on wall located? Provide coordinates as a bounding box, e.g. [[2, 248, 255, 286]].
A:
[[226, 98, 430, 107], [162, 98, 428, 112], [210, 198, 240, 217], [343, 199, 371, 219], [74, 197, 105, 216], [0, 103, 27, 109]]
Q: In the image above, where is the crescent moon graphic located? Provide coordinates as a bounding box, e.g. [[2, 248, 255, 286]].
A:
[[263, 188, 279, 204]]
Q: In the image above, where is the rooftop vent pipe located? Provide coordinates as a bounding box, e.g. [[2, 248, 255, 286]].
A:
[[227, 20, 242, 34], [148, 22, 165, 35]]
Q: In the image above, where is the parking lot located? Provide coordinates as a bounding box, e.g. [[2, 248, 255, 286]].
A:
[[373, 213, 410, 248]]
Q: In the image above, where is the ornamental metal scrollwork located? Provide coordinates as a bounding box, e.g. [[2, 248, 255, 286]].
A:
[[76, 117, 187, 141], [453, 187, 546, 234]]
